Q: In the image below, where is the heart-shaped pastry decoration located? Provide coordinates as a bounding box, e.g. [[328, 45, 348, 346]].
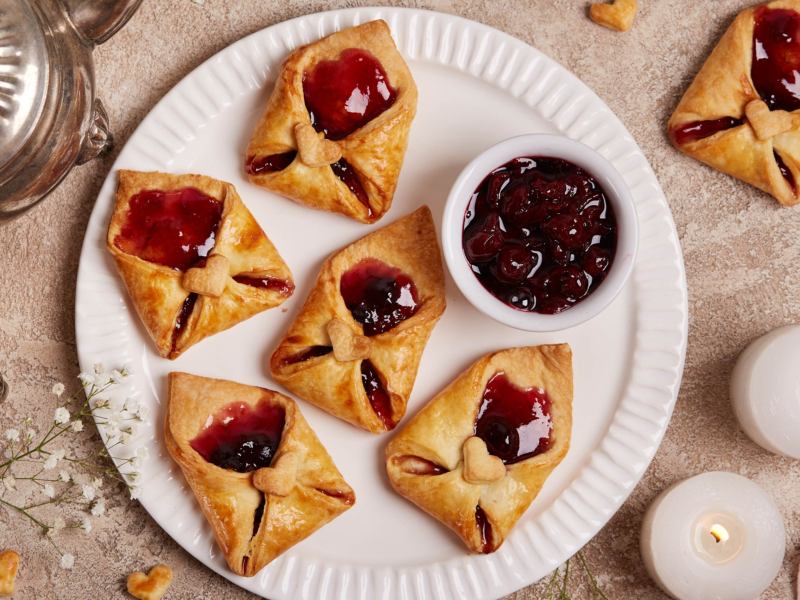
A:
[[252, 449, 302, 497], [462, 436, 505, 485], [326, 317, 371, 361], [0, 550, 20, 597], [295, 123, 342, 168], [589, 0, 638, 32], [126, 564, 173, 600], [182, 254, 230, 298], [744, 99, 798, 141]]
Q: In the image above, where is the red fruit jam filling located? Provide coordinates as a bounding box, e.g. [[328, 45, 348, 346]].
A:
[[190, 401, 285, 473], [774, 150, 796, 190], [392, 455, 448, 476], [171, 293, 198, 352], [115, 187, 223, 271], [303, 49, 397, 140], [463, 156, 617, 314], [474, 373, 553, 464], [233, 275, 295, 296], [361, 359, 394, 429], [669, 117, 743, 145], [475, 505, 494, 553], [753, 7, 800, 111], [246, 151, 297, 175], [281, 345, 333, 366], [330, 158, 371, 213], [340, 258, 419, 336]]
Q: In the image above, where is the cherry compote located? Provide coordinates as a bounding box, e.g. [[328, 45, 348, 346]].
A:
[[753, 7, 800, 112], [303, 49, 397, 140], [474, 373, 552, 464], [233, 275, 295, 296], [115, 188, 223, 271], [463, 156, 617, 314], [190, 401, 285, 473], [669, 117, 743, 145], [340, 258, 419, 336]]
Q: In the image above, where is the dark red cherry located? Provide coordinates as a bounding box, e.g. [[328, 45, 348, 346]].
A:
[[114, 187, 223, 271], [303, 49, 397, 140], [484, 171, 511, 209], [494, 244, 536, 283], [340, 258, 419, 336], [506, 287, 536, 311], [190, 401, 285, 472], [752, 7, 800, 112], [474, 373, 552, 464], [542, 213, 593, 250], [464, 212, 504, 263], [582, 246, 611, 277]]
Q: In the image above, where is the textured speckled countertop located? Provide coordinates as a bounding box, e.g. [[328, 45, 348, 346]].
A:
[[1, 0, 799, 598]]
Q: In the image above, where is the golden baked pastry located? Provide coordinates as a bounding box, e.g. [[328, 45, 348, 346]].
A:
[[126, 564, 173, 600], [245, 20, 418, 223], [589, 0, 638, 32], [107, 170, 293, 359], [385, 345, 572, 553], [270, 206, 445, 433], [165, 372, 355, 577], [668, 0, 800, 205]]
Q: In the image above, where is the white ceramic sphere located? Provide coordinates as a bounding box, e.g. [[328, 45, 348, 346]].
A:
[[730, 324, 800, 459]]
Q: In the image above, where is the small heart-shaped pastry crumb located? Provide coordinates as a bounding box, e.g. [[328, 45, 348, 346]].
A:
[[182, 254, 229, 297], [589, 0, 637, 32], [126, 564, 172, 600], [0, 550, 20, 597], [327, 318, 372, 362], [462, 436, 506, 485], [253, 450, 301, 496], [295, 123, 342, 168], [745, 99, 797, 141]]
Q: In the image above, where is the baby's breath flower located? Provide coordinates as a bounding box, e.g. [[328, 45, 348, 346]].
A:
[[43, 484, 55, 499], [51, 382, 65, 397], [78, 372, 94, 387], [123, 397, 139, 414], [53, 407, 70, 425], [58, 470, 70, 483], [43, 454, 59, 470], [25, 428, 36, 440], [81, 518, 92, 534], [129, 486, 141, 500], [59, 553, 74, 570], [70, 421, 83, 433], [109, 369, 125, 384], [92, 477, 103, 490], [136, 404, 150, 421], [81, 485, 96, 501], [4, 428, 19, 442], [90, 500, 105, 517], [93, 363, 105, 376]]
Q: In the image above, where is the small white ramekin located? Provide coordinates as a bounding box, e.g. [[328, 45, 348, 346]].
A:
[[442, 134, 639, 332]]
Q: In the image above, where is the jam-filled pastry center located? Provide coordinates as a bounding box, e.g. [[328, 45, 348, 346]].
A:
[[753, 7, 800, 112], [246, 151, 297, 175], [281, 345, 333, 366], [190, 401, 285, 472], [233, 274, 295, 296], [475, 505, 495, 554], [303, 48, 397, 141], [391, 454, 448, 476], [340, 258, 420, 336], [474, 373, 553, 465], [669, 117, 744, 145], [114, 187, 223, 271], [330, 158, 371, 213], [361, 359, 395, 429]]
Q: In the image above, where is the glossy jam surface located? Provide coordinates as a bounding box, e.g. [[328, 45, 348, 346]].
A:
[[393, 455, 447, 476], [190, 401, 285, 473], [463, 156, 617, 314], [246, 151, 297, 175], [172, 293, 198, 351], [115, 188, 223, 271], [303, 49, 397, 140], [670, 117, 743, 146], [340, 258, 419, 336], [752, 7, 800, 111], [474, 373, 552, 464], [774, 150, 796, 189], [361, 360, 394, 429], [475, 505, 494, 553], [330, 158, 371, 212], [281, 345, 333, 366], [233, 275, 295, 296]]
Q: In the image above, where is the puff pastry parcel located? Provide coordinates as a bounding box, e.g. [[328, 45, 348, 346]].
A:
[[669, 0, 800, 205], [107, 170, 293, 359], [165, 372, 355, 576], [245, 20, 418, 223], [386, 345, 572, 553], [270, 206, 445, 433]]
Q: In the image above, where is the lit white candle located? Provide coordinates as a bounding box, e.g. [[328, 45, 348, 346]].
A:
[[640, 472, 785, 600], [731, 324, 800, 459]]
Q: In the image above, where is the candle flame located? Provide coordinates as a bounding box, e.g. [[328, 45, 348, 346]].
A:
[[709, 523, 729, 544]]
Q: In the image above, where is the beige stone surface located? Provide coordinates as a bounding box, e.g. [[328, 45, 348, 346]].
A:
[[1, 0, 799, 597]]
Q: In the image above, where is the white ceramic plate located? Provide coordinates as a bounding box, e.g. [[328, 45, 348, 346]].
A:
[[75, 8, 688, 600]]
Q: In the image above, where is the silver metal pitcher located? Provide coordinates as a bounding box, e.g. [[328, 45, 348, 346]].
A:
[[0, 0, 142, 220]]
